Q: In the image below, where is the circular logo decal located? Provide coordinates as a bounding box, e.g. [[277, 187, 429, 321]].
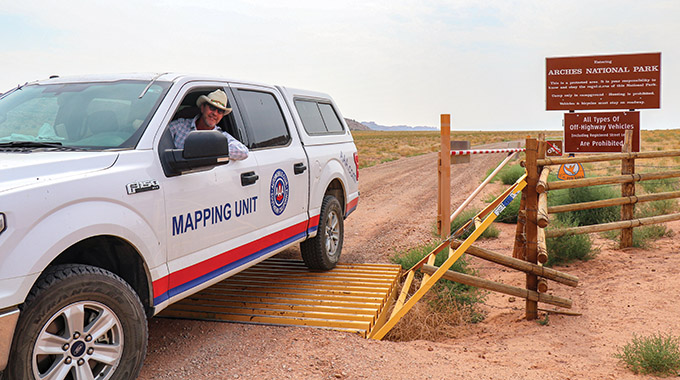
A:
[[270, 169, 289, 216]]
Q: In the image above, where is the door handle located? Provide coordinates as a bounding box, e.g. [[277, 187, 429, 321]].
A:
[[241, 171, 259, 186], [294, 163, 307, 175]]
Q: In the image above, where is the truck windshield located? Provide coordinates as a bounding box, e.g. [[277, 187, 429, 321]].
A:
[[0, 80, 170, 150]]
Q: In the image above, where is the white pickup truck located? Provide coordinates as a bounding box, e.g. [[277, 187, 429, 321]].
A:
[[0, 73, 359, 380]]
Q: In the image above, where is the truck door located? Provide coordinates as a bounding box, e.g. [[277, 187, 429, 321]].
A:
[[159, 83, 262, 302], [229, 84, 311, 246]]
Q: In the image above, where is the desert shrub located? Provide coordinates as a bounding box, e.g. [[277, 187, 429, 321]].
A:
[[615, 333, 680, 376], [536, 313, 550, 326], [646, 199, 679, 215], [498, 165, 525, 185], [599, 180, 677, 247], [549, 185, 620, 226], [450, 209, 499, 239], [428, 251, 485, 310], [545, 220, 595, 266], [634, 192, 679, 216], [430, 280, 486, 324], [391, 242, 448, 271], [390, 243, 485, 307], [388, 242, 487, 341], [483, 224, 500, 238], [633, 226, 673, 248], [391, 242, 480, 301], [639, 178, 680, 193], [602, 224, 673, 249], [486, 164, 525, 185], [604, 201, 676, 248]]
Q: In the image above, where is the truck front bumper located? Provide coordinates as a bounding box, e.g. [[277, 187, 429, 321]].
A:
[[0, 307, 19, 371]]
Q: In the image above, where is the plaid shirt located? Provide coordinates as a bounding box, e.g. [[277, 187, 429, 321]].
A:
[[168, 116, 249, 160]]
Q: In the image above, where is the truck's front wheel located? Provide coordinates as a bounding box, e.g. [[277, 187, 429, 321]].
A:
[[301, 195, 344, 270], [4, 264, 147, 380]]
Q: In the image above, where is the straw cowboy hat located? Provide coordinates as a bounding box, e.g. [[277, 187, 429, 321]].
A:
[[197, 89, 232, 114]]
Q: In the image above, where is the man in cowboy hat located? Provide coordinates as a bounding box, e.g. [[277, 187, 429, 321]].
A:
[[168, 89, 249, 160]]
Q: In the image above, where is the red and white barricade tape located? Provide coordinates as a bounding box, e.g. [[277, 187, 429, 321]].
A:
[[450, 148, 525, 156]]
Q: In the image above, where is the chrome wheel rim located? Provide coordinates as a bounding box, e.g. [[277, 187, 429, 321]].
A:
[[32, 301, 123, 380], [325, 209, 340, 257]]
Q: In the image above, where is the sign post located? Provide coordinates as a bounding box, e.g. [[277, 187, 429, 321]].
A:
[[437, 115, 451, 239], [621, 130, 635, 248]]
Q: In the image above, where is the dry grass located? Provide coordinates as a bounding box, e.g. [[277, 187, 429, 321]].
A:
[[353, 129, 680, 170], [352, 130, 561, 169], [352, 131, 439, 169], [637, 130, 680, 173], [383, 282, 470, 342]]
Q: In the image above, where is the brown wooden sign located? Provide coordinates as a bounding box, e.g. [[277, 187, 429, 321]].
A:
[[564, 111, 640, 153], [547, 52, 660, 111]]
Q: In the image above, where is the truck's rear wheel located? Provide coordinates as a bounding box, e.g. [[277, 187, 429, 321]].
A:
[[4, 264, 147, 380], [301, 195, 343, 270]]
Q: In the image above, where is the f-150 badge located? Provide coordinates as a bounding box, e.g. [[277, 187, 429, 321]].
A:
[[126, 180, 160, 195]]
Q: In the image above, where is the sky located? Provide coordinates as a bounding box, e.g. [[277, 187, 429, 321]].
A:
[[1, 0, 678, 131]]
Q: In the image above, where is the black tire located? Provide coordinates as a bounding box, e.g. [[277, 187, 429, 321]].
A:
[[4, 264, 147, 380], [301, 195, 344, 270]]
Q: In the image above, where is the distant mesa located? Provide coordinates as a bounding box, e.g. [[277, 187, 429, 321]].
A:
[[344, 118, 371, 131], [344, 119, 437, 131]]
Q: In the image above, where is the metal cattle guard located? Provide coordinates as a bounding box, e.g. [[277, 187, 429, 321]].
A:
[[369, 174, 527, 340], [159, 258, 402, 337]]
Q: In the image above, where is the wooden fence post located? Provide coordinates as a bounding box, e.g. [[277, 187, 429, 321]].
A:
[[621, 130, 635, 248], [437, 115, 451, 239], [511, 192, 527, 260], [524, 138, 540, 320]]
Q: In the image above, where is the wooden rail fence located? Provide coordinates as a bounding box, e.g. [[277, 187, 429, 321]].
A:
[[518, 131, 680, 319]]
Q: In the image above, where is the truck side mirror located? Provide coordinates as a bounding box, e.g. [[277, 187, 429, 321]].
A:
[[183, 130, 229, 159], [163, 130, 230, 176]]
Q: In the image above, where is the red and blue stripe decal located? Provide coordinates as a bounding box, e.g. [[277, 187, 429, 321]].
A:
[[153, 215, 320, 305], [345, 196, 359, 217]]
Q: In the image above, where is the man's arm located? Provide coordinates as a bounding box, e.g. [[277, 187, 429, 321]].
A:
[[225, 133, 249, 160], [168, 118, 193, 149]]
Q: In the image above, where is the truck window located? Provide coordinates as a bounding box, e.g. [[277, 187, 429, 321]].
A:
[[294, 99, 345, 135], [295, 100, 326, 134], [318, 103, 344, 133], [167, 88, 241, 142], [0, 96, 58, 135], [0, 81, 169, 149], [237, 90, 290, 149]]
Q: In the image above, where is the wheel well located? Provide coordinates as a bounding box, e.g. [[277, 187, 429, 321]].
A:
[[325, 178, 346, 215], [50, 236, 153, 316]]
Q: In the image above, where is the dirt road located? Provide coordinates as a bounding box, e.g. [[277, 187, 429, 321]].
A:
[[139, 145, 680, 380], [341, 145, 509, 264]]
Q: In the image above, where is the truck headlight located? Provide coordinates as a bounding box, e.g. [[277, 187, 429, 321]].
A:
[[0, 213, 5, 234]]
